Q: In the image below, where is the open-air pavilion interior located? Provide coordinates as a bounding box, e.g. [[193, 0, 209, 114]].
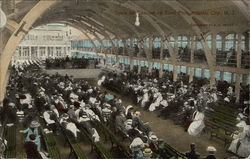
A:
[[0, 0, 249, 159]]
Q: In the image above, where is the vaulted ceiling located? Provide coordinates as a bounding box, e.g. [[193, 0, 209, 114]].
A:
[[3, 0, 250, 40]]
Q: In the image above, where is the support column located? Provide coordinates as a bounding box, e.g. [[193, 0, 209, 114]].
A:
[[235, 34, 242, 103], [173, 65, 178, 82], [245, 30, 249, 51], [233, 34, 237, 49], [54, 47, 57, 58], [159, 63, 163, 78], [122, 39, 126, 56], [0, 31, 3, 106], [22, 46, 24, 58], [220, 71, 224, 81], [130, 58, 134, 72], [173, 36, 179, 82], [148, 38, 153, 73], [188, 67, 194, 83], [231, 73, 235, 84], [210, 69, 216, 88], [222, 35, 226, 51], [211, 33, 217, 63], [201, 69, 205, 78], [129, 38, 134, 71], [148, 62, 153, 73], [37, 46, 40, 59], [20, 46, 23, 58], [159, 39, 164, 78], [45, 46, 48, 58], [189, 36, 195, 83], [138, 60, 141, 74]]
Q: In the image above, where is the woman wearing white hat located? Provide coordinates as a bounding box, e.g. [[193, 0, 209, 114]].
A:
[[236, 123, 250, 157], [130, 137, 144, 159]]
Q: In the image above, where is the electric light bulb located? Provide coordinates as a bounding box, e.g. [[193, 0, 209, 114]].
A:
[[135, 12, 140, 26]]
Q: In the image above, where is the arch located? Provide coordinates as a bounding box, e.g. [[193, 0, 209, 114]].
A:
[[0, 1, 59, 103]]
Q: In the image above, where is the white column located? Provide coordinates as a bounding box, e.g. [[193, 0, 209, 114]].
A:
[[29, 46, 32, 60], [37, 47, 39, 58], [46, 47, 48, 58]]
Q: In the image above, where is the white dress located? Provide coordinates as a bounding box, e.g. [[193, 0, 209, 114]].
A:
[[188, 111, 205, 136], [141, 93, 149, 107], [228, 133, 241, 154], [237, 125, 250, 157], [66, 122, 79, 138]]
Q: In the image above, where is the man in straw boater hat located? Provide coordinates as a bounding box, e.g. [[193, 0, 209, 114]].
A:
[[20, 120, 41, 152], [143, 148, 152, 159], [203, 146, 217, 159]]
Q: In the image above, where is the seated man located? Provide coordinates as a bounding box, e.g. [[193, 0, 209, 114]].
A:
[[43, 106, 58, 134], [132, 111, 151, 135], [185, 143, 200, 159], [24, 134, 43, 159], [203, 146, 216, 159], [115, 111, 126, 132]]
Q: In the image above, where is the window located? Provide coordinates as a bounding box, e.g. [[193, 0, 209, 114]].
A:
[[177, 36, 188, 48], [216, 35, 222, 51], [196, 42, 202, 50], [154, 38, 161, 48], [195, 68, 202, 78], [204, 69, 210, 79], [206, 35, 212, 50], [225, 34, 236, 51]]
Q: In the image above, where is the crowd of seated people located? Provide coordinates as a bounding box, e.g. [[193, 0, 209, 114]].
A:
[[98, 66, 250, 158], [1, 59, 249, 158], [45, 56, 99, 69], [0, 63, 193, 159]]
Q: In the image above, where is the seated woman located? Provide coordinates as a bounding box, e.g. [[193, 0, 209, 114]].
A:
[[130, 137, 145, 159], [21, 120, 41, 152], [228, 121, 250, 157], [59, 113, 80, 138], [188, 107, 205, 136]]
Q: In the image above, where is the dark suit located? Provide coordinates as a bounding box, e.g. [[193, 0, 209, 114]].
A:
[[24, 141, 42, 159], [186, 150, 200, 159], [204, 155, 216, 159]]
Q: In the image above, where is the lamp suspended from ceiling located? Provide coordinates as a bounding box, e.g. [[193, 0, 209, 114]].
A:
[[135, 12, 140, 26], [0, 1, 7, 29]]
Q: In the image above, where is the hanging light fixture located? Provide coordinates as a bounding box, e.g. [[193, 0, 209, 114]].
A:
[[0, 1, 7, 29], [135, 12, 140, 26]]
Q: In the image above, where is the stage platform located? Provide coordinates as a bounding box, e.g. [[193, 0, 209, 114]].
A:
[[45, 69, 102, 79]]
